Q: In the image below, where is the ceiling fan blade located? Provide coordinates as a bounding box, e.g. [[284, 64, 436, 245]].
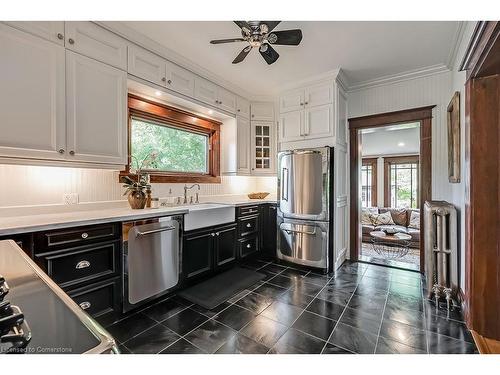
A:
[[260, 21, 281, 33], [232, 46, 252, 64], [210, 38, 246, 44], [268, 29, 303, 45], [234, 21, 252, 31], [259, 44, 279, 65]]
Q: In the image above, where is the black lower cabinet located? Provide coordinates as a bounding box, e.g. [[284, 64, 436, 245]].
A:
[[238, 235, 259, 259], [183, 223, 237, 282], [261, 204, 278, 257]]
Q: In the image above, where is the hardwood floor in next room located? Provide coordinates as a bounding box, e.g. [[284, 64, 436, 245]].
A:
[[106, 258, 477, 354]]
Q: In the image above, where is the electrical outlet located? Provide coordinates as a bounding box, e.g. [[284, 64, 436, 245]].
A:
[[63, 193, 79, 205]]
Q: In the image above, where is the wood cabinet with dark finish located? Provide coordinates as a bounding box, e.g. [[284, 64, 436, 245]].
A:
[[236, 204, 262, 259], [214, 224, 238, 267], [261, 203, 278, 257]]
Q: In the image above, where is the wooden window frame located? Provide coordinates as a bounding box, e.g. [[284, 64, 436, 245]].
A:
[[361, 158, 378, 207], [383, 155, 420, 208], [120, 94, 221, 184]]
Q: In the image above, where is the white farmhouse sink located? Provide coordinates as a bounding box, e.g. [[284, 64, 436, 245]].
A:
[[184, 203, 235, 231]]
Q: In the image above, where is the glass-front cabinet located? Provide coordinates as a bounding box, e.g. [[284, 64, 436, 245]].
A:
[[251, 121, 275, 174]]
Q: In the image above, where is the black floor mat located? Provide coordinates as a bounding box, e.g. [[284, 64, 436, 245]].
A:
[[178, 267, 265, 310]]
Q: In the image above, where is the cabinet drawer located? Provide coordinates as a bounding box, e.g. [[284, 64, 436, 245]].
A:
[[38, 241, 120, 288], [238, 235, 259, 258], [238, 215, 260, 237], [35, 223, 120, 252], [68, 277, 121, 322], [237, 205, 260, 218]]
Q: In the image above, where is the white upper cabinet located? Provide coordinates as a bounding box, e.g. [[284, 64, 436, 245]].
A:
[[165, 62, 195, 97], [4, 21, 65, 45], [279, 89, 304, 113], [0, 24, 66, 161], [251, 102, 275, 121], [128, 44, 166, 86], [304, 104, 333, 140], [66, 51, 127, 165], [217, 87, 237, 114], [279, 111, 304, 142], [236, 116, 251, 174], [251, 121, 275, 174], [236, 97, 250, 118], [304, 83, 333, 107], [194, 77, 218, 106], [65, 22, 128, 70]]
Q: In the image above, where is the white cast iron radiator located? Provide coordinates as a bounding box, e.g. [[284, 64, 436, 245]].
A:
[[424, 201, 458, 308]]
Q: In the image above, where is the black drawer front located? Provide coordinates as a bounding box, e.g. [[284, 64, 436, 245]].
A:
[[238, 215, 260, 237], [39, 241, 120, 288], [35, 223, 120, 252], [238, 235, 259, 258], [68, 277, 121, 320], [237, 205, 260, 218]]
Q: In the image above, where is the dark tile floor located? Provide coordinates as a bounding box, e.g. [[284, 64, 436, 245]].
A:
[[107, 258, 478, 354]]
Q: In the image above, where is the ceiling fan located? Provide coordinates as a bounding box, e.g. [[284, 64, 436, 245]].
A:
[[210, 21, 303, 65]]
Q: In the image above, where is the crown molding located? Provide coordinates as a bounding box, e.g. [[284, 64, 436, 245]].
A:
[[275, 68, 347, 94], [96, 21, 254, 100], [347, 64, 451, 92], [447, 21, 467, 70]]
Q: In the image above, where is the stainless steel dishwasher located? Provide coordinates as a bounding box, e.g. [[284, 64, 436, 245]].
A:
[[122, 215, 182, 312]]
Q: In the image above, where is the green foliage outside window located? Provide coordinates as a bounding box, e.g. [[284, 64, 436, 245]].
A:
[[131, 118, 208, 174]]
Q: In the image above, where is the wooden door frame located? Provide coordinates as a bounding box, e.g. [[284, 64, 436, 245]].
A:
[[349, 106, 434, 272], [361, 157, 378, 207]]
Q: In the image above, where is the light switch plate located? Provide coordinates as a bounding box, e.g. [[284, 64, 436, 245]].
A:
[[63, 193, 79, 205]]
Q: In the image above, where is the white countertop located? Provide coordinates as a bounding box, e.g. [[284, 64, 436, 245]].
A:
[[0, 195, 277, 236]]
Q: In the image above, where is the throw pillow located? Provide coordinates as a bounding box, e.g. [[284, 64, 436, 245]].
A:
[[390, 208, 408, 226], [409, 211, 420, 229], [361, 207, 378, 225], [369, 211, 395, 225]]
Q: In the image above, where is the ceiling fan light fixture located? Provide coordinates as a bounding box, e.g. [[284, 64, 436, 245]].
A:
[[267, 33, 277, 44]]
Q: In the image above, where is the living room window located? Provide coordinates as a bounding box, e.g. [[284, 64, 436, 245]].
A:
[[122, 95, 221, 183], [384, 156, 419, 209], [361, 158, 377, 207]]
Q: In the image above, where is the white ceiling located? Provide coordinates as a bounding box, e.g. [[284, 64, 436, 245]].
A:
[[123, 21, 461, 95], [361, 124, 420, 156]]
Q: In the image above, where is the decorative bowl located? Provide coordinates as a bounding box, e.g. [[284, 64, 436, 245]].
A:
[[383, 227, 399, 235], [247, 192, 270, 200]]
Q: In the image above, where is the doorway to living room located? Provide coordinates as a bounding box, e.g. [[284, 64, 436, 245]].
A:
[[359, 123, 421, 270], [349, 106, 434, 273]]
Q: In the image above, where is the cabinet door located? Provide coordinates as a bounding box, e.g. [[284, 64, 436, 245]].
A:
[[304, 104, 333, 140], [194, 77, 218, 106], [262, 205, 277, 256], [5, 21, 65, 45], [217, 87, 237, 114], [251, 102, 275, 121], [251, 121, 275, 174], [236, 97, 250, 118], [66, 52, 127, 165], [280, 89, 304, 113], [237, 116, 251, 174], [65, 22, 128, 70], [166, 61, 195, 97], [279, 110, 304, 143], [304, 83, 333, 108], [215, 225, 237, 268], [183, 231, 214, 280], [0, 24, 66, 161], [128, 44, 166, 86]]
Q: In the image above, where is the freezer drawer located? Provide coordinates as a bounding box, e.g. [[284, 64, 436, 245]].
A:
[[277, 216, 329, 269], [278, 148, 331, 221]]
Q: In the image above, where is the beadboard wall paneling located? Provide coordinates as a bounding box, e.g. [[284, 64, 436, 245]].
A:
[[0, 164, 277, 208]]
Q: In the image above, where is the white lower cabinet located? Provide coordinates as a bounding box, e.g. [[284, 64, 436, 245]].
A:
[[0, 24, 66, 161], [66, 52, 127, 165]]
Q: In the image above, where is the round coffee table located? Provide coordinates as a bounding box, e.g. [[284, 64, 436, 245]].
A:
[[369, 231, 412, 259]]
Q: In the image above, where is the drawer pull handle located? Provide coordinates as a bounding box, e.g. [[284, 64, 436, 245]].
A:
[[246, 223, 252, 228], [81, 232, 89, 239], [246, 244, 251, 249], [76, 260, 90, 269], [79, 301, 91, 310]]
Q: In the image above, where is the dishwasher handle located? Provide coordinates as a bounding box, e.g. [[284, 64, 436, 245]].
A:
[[136, 225, 176, 237]]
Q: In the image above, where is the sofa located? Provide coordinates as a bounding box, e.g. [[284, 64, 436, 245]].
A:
[[361, 207, 420, 249]]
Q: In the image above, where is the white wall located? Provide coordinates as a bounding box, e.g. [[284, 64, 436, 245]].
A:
[[349, 21, 476, 291], [0, 164, 277, 208]]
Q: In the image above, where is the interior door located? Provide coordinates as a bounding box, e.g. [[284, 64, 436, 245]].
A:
[[278, 149, 328, 220]]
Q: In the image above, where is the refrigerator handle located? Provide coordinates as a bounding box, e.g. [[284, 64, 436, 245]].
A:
[[282, 167, 288, 201]]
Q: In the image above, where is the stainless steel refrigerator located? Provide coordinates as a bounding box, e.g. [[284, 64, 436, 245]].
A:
[[277, 146, 334, 272]]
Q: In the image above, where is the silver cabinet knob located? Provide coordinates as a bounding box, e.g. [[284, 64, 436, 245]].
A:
[[76, 260, 90, 269], [251, 114, 255, 118], [58, 149, 65, 154], [161, 77, 166, 82], [246, 243, 251, 249], [167, 79, 172, 85], [304, 101, 309, 105], [81, 232, 88, 239], [246, 223, 251, 228], [68, 38, 75, 45], [216, 232, 220, 236], [211, 233, 216, 237], [300, 102, 304, 106], [79, 301, 91, 310], [57, 33, 64, 40], [69, 150, 75, 155], [237, 109, 241, 112]]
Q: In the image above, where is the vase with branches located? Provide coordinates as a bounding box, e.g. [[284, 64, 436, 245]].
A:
[[122, 151, 158, 209]]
